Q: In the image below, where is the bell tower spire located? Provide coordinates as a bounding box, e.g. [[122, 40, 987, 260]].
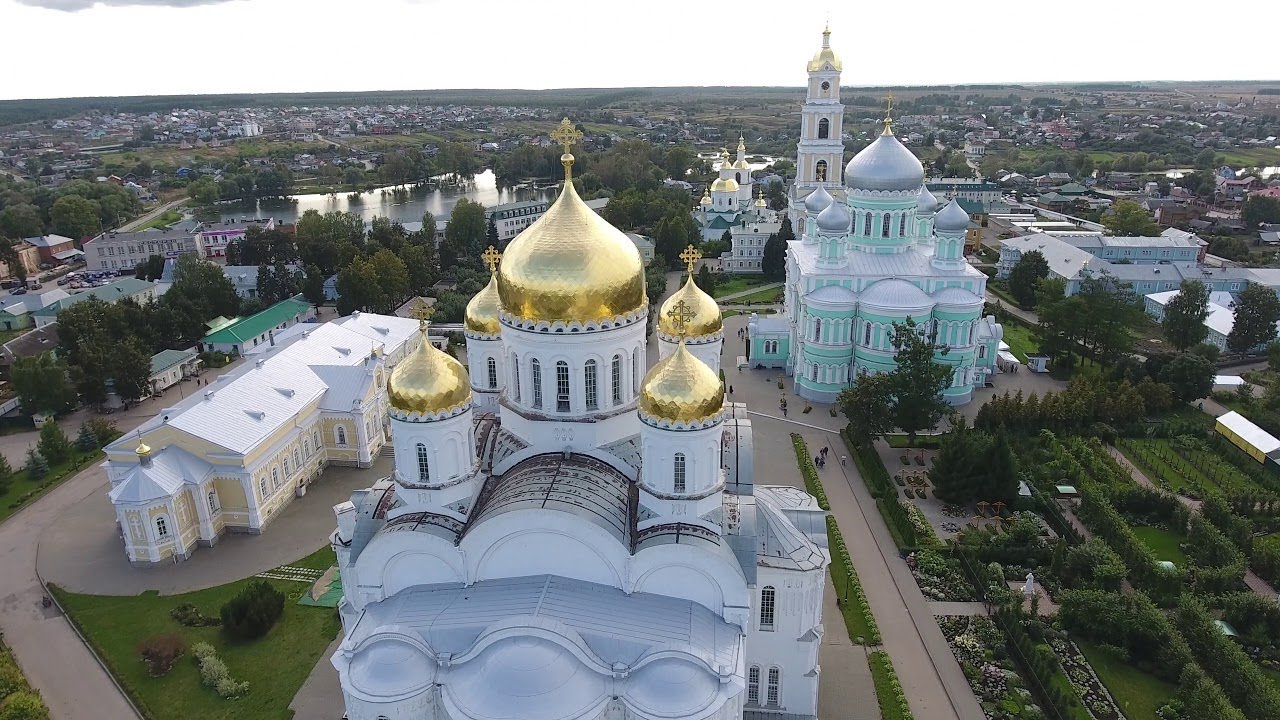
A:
[[791, 25, 846, 224]]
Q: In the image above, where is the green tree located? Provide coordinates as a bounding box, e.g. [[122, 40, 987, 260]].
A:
[[1101, 199, 1160, 236], [23, 447, 48, 480], [11, 352, 75, 416], [694, 264, 717, 296], [486, 217, 499, 248], [837, 373, 894, 443], [1194, 148, 1218, 170], [342, 166, 365, 189], [1163, 280, 1210, 351], [75, 422, 99, 452], [295, 210, 365, 275], [1159, 352, 1214, 404], [662, 146, 697, 180], [111, 339, 154, 404], [0, 453, 12, 494], [442, 198, 488, 270], [929, 419, 988, 503], [1006, 250, 1049, 307], [1227, 282, 1280, 355], [37, 421, 73, 465], [301, 264, 327, 306], [1242, 196, 1280, 229], [0, 689, 48, 720], [70, 341, 111, 407], [187, 178, 220, 206], [762, 217, 795, 280], [49, 195, 101, 239], [135, 254, 165, 281], [886, 317, 953, 445], [368, 249, 410, 313], [0, 203, 44, 239], [652, 211, 700, 269]]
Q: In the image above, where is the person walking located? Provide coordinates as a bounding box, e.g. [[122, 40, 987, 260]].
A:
[[840, 454, 847, 466], [729, 385, 734, 395]]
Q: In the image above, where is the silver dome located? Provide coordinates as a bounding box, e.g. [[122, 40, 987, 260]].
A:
[[916, 185, 939, 213], [803, 185, 834, 214], [815, 200, 851, 234], [844, 129, 925, 192], [935, 198, 970, 233]]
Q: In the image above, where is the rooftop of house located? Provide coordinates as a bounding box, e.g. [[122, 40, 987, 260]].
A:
[[201, 295, 312, 345]]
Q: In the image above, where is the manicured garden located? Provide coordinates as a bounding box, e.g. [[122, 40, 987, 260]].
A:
[[1077, 642, 1175, 720], [1129, 525, 1187, 566], [51, 546, 340, 720]]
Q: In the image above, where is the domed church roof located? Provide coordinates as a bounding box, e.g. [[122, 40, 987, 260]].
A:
[[803, 185, 834, 214], [815, 200, 851, 234], [917, 184, 939, 213], [639, 341, 724, 426], [387, 327, 472, 416], [659, 274, 721, 338], [843, 126, 925, 192], [464, 271, 501, 335], [935, 198, 971, 233]]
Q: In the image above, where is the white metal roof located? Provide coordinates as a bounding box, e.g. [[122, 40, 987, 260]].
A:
[[1217, 411, 1280, 456]]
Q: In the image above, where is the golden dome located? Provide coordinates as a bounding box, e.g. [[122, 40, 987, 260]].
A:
[[699, 189, 712, 206], [659, 274, 722, 337], [807, 26, 842, 72], [464, 272, 501, 334], [387, 331, 472, 415], [639, 341, 724, 424], [732, 159, 750, 170], [754, 194, 768, 208], [496, 181, 646, 325], [710, 177, 739, 193]]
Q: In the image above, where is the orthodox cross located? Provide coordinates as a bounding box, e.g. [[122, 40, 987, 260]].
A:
[[680, 244, 702, 275], [481, 245, 502, 274], [551, 118, 583, 181], [410, 298, 434, 331], [667, 298, 695, 338], [882, 92, 896, 133]]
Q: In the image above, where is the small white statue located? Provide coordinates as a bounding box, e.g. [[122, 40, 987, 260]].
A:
[[1023, 572, 1036, 597]]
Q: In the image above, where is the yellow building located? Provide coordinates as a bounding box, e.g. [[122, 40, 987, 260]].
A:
[[106, 316, 423, 565]]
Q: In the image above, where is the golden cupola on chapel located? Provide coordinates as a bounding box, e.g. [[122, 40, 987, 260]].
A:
[[387, 315, 472, 415], [496, 119, 647, 325], [659, 246, 721, 338], [640, 340, 725, 424], [464, 267, 502, 335]]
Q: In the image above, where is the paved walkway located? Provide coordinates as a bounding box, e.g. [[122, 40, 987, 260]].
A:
[[722, 315, 984, 720], [116, 197, 188, 232], [928, 601, 988, 616], [713, 281, 783, 302]]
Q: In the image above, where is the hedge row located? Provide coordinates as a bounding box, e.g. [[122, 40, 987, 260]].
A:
[[868, 650, 914, 720], [842, 431, 921, 549], [993, 608, 1090, 720], [789, 434, 829, 510], [1175, 596, 1280, 720], [825, 515, 880, 645]]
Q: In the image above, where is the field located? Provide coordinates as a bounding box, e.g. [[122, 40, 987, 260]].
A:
[[727, 286, 784, 304], [1078, 642, 1176, 720], [52, 546, 340, 720]]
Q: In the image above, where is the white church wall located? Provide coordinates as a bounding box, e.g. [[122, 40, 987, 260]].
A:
[[462, 510, 630, 590], [744, 565, 825, 716]]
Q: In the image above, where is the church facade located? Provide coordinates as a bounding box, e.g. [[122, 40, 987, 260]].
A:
[[330, 121, 828, 720], [749, 27, 1003, 405]]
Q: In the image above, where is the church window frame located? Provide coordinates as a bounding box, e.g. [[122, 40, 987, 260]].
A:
[[155, 516, 169, 540], [899, 213, 907, 237], [633, 348, 642, 393], [304, 438, 311, 457], [612, 354, 623, 405], [511, 352, 520, 402], [271, 467, 280, 489], [207, 491, 219, 514], [767, 667, 781, 706], [293, 448, 301, 468], [673, 452, 687, 494], [555, 361, 571, 412], [283, 457, 290, 476], [815, 160, 827, 183], [813, 317, 822, 341], [487, 357, 497, 389], [968, 321, 976, 345], [864, 321, 872, 346], [313, 430, 320, 452], [748, 666, 761, 704], [760, 586, 776, 630], [335, 426, 347, 447], [416, 443, 430, 483], [864, 211, 873, 237], [584, 359, 598, 411], [818, 118, 830, 140], [531, 359, 543, 409], [881, 213, 891, 237]]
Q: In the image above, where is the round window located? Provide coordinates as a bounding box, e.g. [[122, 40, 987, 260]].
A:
[[820, 81, 831, 91]]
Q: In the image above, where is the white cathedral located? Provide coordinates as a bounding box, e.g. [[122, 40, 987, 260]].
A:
[[329, 120, 829, 720]]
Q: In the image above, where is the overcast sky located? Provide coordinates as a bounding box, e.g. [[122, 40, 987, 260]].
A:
[[4, 0, 1278, 101]]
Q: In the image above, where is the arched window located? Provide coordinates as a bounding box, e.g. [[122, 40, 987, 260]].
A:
[[208, 491, 219, 513], [487, 357, 497, 389], [271, 468, 280, 488], [815, 160, 827, 183], [673, 452, 687, 494], [767, 667, 781, 706], [968, 321, 976, 345], [864, 321, 872, 345], [864, 211, 873, 237], [760, 586, 775, 629], [899, 213, 907, 237], [282, 457, 290, 475], [584, 359, 598, 410], [531, 359, 543, 409], [313, 430, 320, 451], [818, 118, 830, 139], [416, 443, 430, 482], [293, 449, 300, 468], [612, 355, 623, 405], [259, 479, 267, 499], [335, 426, 347, 446], [881, 213, 891, 237], [735, 172, 742, 183], [747, 666, 761, 705], [512, 353, 521, 402], [555, 361, 570, 412], [155, 516, 169, 539], [811, 364, 818, 382], [813, 318, 822, 341], [304, 438, 311, 456]]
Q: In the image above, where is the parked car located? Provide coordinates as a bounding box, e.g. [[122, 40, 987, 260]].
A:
[[11, 288, 26, 295]]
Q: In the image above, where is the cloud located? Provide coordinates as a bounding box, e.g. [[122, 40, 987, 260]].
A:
[[17, 0, 238, 11]]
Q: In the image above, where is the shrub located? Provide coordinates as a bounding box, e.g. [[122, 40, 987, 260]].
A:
[[191, 642, 248, 699], [22, 449, 47, 481], [137, 633, 186, 677], [789, 434, 829, 510], [220, 580, 285, 640], [0, 660, 27, 697], [0, 691, 48, 720], [36, 422, 72, 466], [171, 603, 221, 627], [74, 423, 98, 453], [85, 417, 119, 447]]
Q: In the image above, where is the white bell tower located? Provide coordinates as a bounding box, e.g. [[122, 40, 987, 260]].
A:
[[795, 25, 845, 193]]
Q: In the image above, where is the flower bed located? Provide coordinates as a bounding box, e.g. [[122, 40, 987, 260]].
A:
[[939, 615, 1044, 719], [1051, 637, 1124, 720], [911, 550, 977, 602]]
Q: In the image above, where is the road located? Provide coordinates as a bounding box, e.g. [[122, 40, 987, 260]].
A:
[[116, 197, 188, 232]]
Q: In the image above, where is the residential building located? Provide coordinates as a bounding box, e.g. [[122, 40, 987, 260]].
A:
[[486, 200, 550, 243], [23, 234, 78, 264], [84, 226, 201, 272], [925, 179, 1002, 208], [0, 289, 70, 331], [199, 295, 316, 355], [148, 348, 202, 395], [31, 278, 158, 328], [625, 232, 655, 263], [198, 218, 276, 261]]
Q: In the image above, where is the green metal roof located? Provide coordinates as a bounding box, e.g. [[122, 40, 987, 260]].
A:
[[150, 348, 197, 375], [958, 199, 985, 215], [32, 278, 156, 318], [1054, 183, 1091, 195], [201, 296, 312, 345]]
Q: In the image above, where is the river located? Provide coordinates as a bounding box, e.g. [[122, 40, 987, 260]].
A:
[[214, 169, 556, 227]]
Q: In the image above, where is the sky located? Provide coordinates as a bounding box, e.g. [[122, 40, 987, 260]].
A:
[[3, 0, 1279, 101]]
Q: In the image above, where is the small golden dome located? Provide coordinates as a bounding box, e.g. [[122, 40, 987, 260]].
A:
[[387, 332, 471, 415], [699, 190, 712, 206], [754, 195, 768, 208], [497, 181, 647, 325], [732, 159, 750, 170], [659, 274, 721, 337], [710, 177, 739, 194], [808, 26, 843, 72], [639, 341, 724, 424], [135, 441, 151, 457], [464, 272, 501, 334]]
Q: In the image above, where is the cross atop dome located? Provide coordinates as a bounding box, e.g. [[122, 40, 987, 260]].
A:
[[680, 244, 702, 275], [882, 93, 895, 135], [551, 118, 583, 181], [410, 297, 434, 331], [666, 298, 696, 338], [481, 245, 502, 274]]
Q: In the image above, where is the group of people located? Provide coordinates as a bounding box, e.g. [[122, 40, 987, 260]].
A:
[[813, 444, 831, 469]]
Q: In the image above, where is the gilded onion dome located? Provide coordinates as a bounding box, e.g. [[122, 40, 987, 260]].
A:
[[464, 271, 501, 334], [639, 340, 725, 424], [733, 158, 751, 170], [700, 188, 712, 206], [496, 180, 647, 324], [754, 193, 768, 208], [659, 274, 722, 338], [387, 331, 472, 415], [807, 25, 842, 72], [710, 177, 739, 193]]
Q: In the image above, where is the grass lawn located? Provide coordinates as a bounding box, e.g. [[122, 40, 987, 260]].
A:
[[868, 650, 911, 720], [1077, 642, 1176, 720], [1130, 525, 1188, 566], [135, 209, 183, 231], [51, 545, 340, 720], [712, 275, 775, 298], [0, 449, 105, 524], [1000, 321, 1038, 362], [729, 286, 784, 304]]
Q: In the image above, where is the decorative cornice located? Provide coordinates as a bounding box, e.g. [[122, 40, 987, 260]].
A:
[[638, 406, 726, 431], [498, 303, 649, 334], [656, 328, 723, 345], [463, 328, 501, 341], [388, 401, 471, 423]]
